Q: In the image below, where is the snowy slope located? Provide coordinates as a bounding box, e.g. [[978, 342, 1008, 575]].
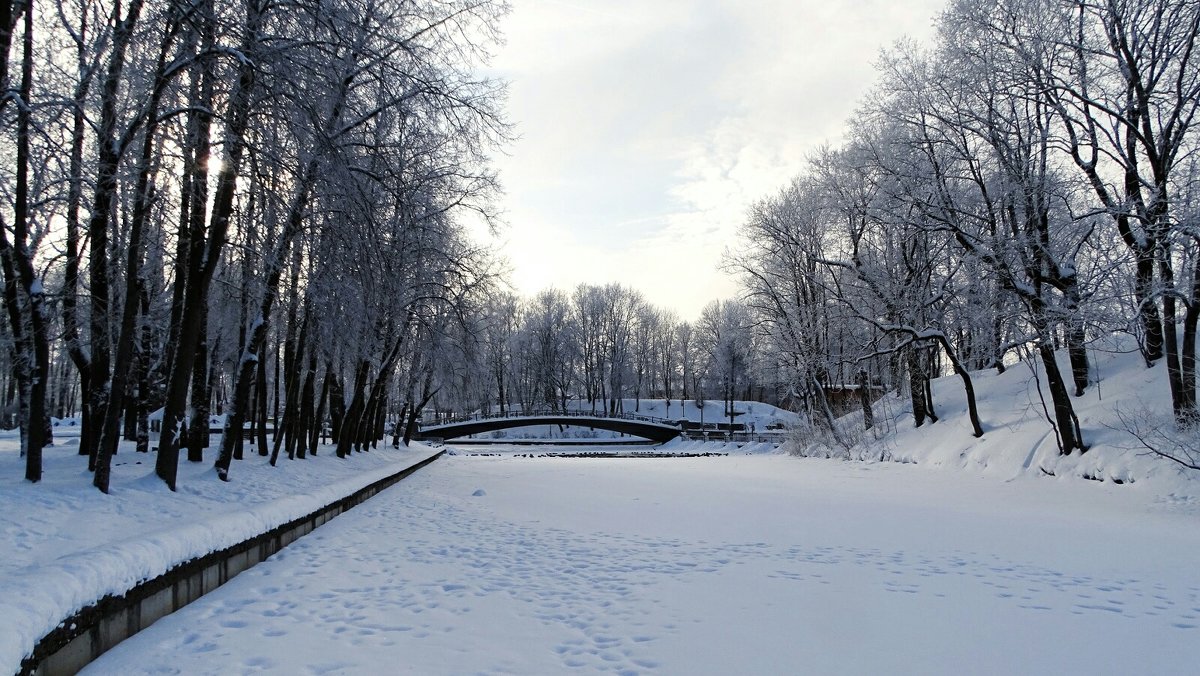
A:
[[810, 334, 1200, 497]]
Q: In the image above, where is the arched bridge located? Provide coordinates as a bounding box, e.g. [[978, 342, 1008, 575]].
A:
[[417, 411, 682, 443]]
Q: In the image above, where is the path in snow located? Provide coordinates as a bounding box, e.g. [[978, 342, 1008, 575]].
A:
[[86, 454, 1200, 675]]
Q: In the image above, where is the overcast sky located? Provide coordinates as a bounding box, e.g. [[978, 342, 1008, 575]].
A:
[[482, 0, 945, 319]]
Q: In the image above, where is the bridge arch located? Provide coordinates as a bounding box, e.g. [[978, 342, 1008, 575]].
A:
[[417, 414, 681, 443]]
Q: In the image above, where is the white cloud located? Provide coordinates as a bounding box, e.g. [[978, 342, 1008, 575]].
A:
[[483, 0, 945, 318]]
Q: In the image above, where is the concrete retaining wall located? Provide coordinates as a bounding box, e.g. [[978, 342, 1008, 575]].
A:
[[19, 451, 443, 676]]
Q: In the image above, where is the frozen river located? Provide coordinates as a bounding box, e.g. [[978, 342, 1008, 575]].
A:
[[86, 451, 1200, 675]]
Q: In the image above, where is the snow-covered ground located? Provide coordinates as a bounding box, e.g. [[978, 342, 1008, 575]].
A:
[[0, 434, 439, 672], [85, 453, 1200, 675]]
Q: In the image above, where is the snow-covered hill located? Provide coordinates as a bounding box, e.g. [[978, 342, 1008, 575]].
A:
[[809, 333, 1200, 497]]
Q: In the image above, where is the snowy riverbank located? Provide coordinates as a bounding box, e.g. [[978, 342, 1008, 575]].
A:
[[0, 437, 439, 673], [794, 335, 1200, 501]]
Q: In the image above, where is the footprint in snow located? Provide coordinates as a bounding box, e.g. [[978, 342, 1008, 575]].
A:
[[472, 488, 486, 497]]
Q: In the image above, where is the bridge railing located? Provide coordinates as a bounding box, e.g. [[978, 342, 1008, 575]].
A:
[[419, 407, 682, 429]]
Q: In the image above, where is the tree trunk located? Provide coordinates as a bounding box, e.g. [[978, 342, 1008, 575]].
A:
[[856, 369, 874, 431], [991, 303, 1006, 374], [256, 355, 269, 456], [811, 374, 846, 448], [272, 312, 299, 464], [923, 368, 938, 424], [329, 369, 345, 445], [337, 361, 370, 458], [373, 395, 387, 448], [1062, 276, 1089, 396], [1137, 252, 1165, 364], [282, 290, 306, 461], [933, 336, 983, 438], [1160, 256, 1189, 423], [394, 403, 407, 448], [297, 351, 317, 459], [1181, 259, 1200, 425], [122, 386, 137, 441], [310, 363, 331, 456], [186, 303, 211, 462], [135, 288, 151, 454], [906, 346, 928, 427], [271, 340, 281, 444], [1037, 340, 1082, 454], [220, 342, 265, 478], [1067, 323, 1089, 397]]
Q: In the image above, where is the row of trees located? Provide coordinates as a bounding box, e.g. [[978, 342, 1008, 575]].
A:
[[734, 0, 1199, 454], [10, 0, 1193, 486], [422, 283, 763, 429], [1, 0, 509, 489], [409, 278, 906, 438]]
